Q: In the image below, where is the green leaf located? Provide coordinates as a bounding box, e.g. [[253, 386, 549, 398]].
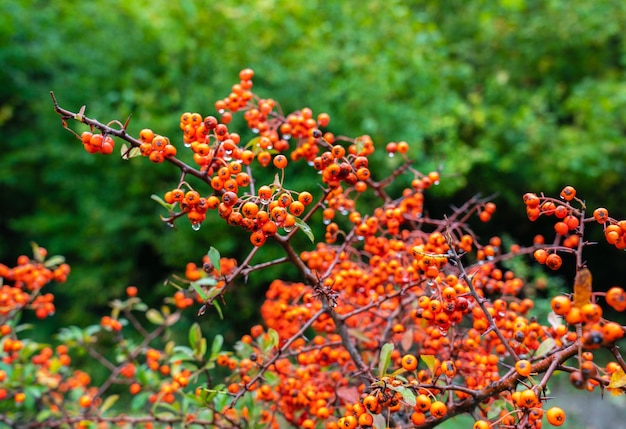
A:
[[145, 309, 165, 325], [394, 386, 416, 406], [121, 143, 141, 160], [189, 322, 202, 351], [487, 399, 507, 419], [294, 217, 315, 243], [43, 255, 66, 268], [373, 413, 387, 429], [213, 300, 224, 320], [245, 136, 261, 150], [347, 328, 372, 343], [151, 194, 173, 211], [30, 242, 44, 262], [191, 282, 209, 302], [535, 338, 556, 358], [208, 247, 221, 274], [36, 409, 52, 422], [378, 342, 394, 377], [267, 328, 280, 349], [131, 391, 150, 411], [420, 355, 436, 372], [194, 277, 218, 287], [100, 394, 119, 414], [211, 334, 224, 359]]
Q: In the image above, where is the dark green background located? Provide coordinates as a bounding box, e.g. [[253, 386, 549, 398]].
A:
[[2, 0, 626, 339]]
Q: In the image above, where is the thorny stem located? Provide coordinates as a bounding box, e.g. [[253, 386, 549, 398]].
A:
[[447, 234, 521, 361], [229, 308, 327, 407], [51, 93, 211, 184]]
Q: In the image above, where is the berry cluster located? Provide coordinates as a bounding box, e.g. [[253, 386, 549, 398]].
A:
[[80, 131, 115, 154], [44, 70, 626, 429]]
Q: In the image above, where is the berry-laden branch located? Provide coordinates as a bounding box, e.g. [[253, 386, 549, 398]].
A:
[[12, 70, 620, 429]]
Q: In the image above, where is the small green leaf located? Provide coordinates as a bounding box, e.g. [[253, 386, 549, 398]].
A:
[[373, 413, 387, 429], [535, 338, 556, 357], [354, 136, 366, 155], [43, 255, 66, 268], [189, 323, 202, 350], [347, 328, 372, 343], [213, 300, 224, 320], [191, 282, 209, 301], [208, 247, 221, 274], [487, 399, 507, 419], [420, 355, 436, 372], [378, 343, 394, 377], [268, 328, 280, 348], [211, 334, 224, 358], [294, 217, 315, 242], [30, 242, 44, 262], [145, 309, 165, 325], [151, 194, 173, 211], [394, 386, 416, 406], [245, 136, 261, 150], [131, 391, 150, 411], [100, 394, 119, 414]]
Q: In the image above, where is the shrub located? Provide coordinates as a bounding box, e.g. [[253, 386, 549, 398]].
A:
[[1, 69, 625, 428]]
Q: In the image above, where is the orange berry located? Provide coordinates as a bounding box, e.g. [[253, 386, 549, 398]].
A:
[[78, 395, 93, 408], [473, 421, 490, 429], [546, 406, 566, 426], [545, 253, 562, 270], [430, 400, 447, 419], [517, 389, 538, 409], [533, 249, 548, 264], [560, 186, 576, 201], [515, 359, 532, 377], [401, 354, 418, 371], [551, 295, 571, 316], [273, 154, 288, 169], [411, 411, 426, 425]]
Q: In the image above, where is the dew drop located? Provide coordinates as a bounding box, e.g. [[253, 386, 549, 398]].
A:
[[167, 222, 175, 228], [284, 225, 294, 233], [388, 152, 395, 158], [192, 223, 201, 231], [184, 142, 191, 148], [323, 219, 331, 225]]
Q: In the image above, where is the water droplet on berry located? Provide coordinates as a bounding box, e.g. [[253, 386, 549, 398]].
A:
[[323, 219, 331, 225], [388, 152, 395, 158], [192, 223, 201, 231], [184, 142, 191, 148], [284, 225, 294, 233]]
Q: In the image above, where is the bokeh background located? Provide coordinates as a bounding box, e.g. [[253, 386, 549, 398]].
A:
[[2, 1, 626, 425]]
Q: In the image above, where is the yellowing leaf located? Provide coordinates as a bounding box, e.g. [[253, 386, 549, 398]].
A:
[[608, 367, 626, 389], [573, 268, 592, 308], [420, 355, 436, 372]]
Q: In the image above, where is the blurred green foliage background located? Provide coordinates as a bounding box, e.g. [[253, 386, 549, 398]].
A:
[[2, 0, 626, 341]]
